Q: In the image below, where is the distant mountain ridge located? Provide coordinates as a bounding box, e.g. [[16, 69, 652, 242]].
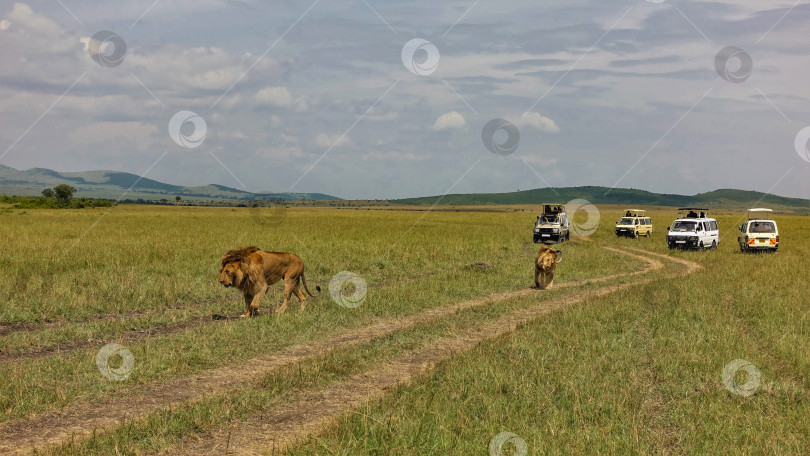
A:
[[3, 164, 807, 210], [391, 186, 810, 212], [0, 165, 340, 201]]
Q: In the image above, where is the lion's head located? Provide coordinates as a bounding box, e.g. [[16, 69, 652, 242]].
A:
[[536, 246, 562, 271], [219, 246, 259, 289], [218, 261, 244, 288]]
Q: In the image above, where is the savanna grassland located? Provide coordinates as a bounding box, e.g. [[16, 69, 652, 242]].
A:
[[0, 204, 808, 455]]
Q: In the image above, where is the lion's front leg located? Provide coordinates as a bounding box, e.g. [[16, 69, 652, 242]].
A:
[[241, 293, 254, 318], [246, 288, 266, 317], [545, 273, 554, 290], [534, 266, 541, 289]]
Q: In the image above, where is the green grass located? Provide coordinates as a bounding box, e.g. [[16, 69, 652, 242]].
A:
[[288, 208, 810, 455], [40, 273, 626, 456], [1, 204, 808, 455], [0, 206, 631, 426]]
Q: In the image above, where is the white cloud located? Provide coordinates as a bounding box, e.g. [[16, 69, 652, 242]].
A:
[[6, 3, 60, 35], [517, 112, 560, 133], [311, 133, 352, 149], [432, 111, 466, 131], [256, 86, 292, 107], [1, 3, 76, 56]]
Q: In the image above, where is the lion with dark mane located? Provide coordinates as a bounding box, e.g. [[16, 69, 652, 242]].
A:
[[534, 245, 562, 290], [219, 246, 320, 317]]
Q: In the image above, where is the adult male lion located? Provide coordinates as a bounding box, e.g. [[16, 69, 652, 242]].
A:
[[218, 247, 320, 317], [534, 245, 562, 290]]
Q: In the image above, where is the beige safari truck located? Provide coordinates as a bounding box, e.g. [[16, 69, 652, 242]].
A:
[[738, 208, 779, 253], [533, 203, 569, 244], [615, 209, 653, 238]]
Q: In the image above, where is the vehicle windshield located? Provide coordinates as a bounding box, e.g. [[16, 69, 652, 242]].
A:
[[671, 221, 697, 232], [618, 218, 635, 225], [538, 216, 558, 224], [748, 221, 776, 233]]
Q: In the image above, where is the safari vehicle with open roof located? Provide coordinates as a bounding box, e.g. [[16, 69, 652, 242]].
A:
[[533, 203, 569, 244], [738, 208, 779, 253], [615, 209, 653, 238], [666, 208, 719, 250]]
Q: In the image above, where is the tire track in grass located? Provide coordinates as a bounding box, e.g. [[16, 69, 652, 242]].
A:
[[0, 297, 230, 338], [166, 250, 698, 455], [0, 271, 424, 338], [0, 271, 443, 362], [0, 248, 666, 455]]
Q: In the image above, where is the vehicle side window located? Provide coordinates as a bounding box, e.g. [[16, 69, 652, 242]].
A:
[[711, 221, 718, 231]]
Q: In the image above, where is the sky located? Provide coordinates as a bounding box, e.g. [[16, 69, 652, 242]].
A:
[[1, 0, 809, 200]]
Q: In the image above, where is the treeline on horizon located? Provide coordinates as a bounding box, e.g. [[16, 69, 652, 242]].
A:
[[391, 186, 810, 210]]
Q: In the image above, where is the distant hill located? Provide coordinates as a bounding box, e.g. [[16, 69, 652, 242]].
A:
[[391, 186, 810, 212], [0, 165, 340, 201]]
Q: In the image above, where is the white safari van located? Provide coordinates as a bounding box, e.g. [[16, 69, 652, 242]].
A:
[[666, 208, 719, 250], [738, 208, 779, 252]]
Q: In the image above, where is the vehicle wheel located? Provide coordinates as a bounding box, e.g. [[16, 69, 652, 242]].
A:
[[739, 244, 745, 253], [698, 241, 704, 250], [633, 231, 638, 239], [668, 243, 674, 250], [566, 232, 570, 241], [711, 240, 717, 250]]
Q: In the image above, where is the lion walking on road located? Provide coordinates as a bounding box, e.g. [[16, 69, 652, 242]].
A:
[[534, 246, 562, 290], [219, 247, 320, 317]]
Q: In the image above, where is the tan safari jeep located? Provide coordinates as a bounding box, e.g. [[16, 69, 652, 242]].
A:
[[615, 209, 653, 238]]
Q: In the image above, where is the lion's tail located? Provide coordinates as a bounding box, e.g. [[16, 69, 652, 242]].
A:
[[301, 271, 321, 297]]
